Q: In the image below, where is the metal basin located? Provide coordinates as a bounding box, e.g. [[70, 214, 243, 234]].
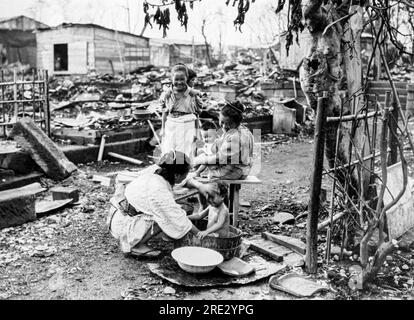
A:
[[171, 246, 224, 274]]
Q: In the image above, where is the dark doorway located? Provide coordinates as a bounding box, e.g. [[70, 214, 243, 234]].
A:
[[54, 44, 68, 71]]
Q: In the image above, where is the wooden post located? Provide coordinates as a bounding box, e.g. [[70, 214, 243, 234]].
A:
[[375, 19, 382, 80], [388, 93, 399, 166], [1, 70, 5, 137], [13, 69, 18, 120], [44, 70, 51, 137], [379, 91, 391, 244], [97, 135, 108, 162], [325, 97, 344, 263], [32, 69, 36, 122], [306, 92, 328, 274]]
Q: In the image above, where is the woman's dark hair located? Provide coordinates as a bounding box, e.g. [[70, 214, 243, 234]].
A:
[[221, 101, 245, 126], [156, 151, 191, 186], [201, 120, 217, 131]]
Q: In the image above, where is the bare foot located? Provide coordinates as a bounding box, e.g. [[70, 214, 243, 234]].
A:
[[130, 244, 161, 258]]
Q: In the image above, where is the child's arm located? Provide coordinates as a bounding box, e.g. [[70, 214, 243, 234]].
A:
[[160, 110, 167, 137], [159, 89, 171, 137], [197, 207, 228, 239], [194, 164, 206, 177], [187, 206, 209, 221]]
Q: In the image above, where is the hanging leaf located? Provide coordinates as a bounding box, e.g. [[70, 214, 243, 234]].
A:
[[143, 1, 149, 14], [154, 7, 161, 23], [175, 0, 181, 12], [144, 13, 153, 29], [244, 0, 250, 12], [164, 8, 170, 25], [275, 0, 286, 14]]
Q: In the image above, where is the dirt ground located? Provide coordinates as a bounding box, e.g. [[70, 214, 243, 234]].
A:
[[1, 136, 413, 300]]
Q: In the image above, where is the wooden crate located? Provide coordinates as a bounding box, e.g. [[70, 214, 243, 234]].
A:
[[366, 81, 408, 110], [52, 124, 152, 145], [243, 115, 273, 134]]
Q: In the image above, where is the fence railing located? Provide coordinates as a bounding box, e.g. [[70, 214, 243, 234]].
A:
[[0, 69, 50, 138]]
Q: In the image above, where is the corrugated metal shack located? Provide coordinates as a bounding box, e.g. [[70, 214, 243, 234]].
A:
[[0, 15, 49, 67], [150, 38, 210, 67], [35, 23, 150, 75]]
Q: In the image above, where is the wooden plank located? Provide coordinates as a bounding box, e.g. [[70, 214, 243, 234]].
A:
[[221, 176, 262, 185], [368, 81, 408, 88], [0, 172, 43, 192], [262, 232, 306, 255], [246, 237, 292, 262], [0, 183, 46, 202], [0, 184, 40, 229], [10, 118, 77, 180]]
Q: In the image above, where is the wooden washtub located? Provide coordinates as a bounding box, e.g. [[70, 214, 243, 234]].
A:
[[174, 219, 243, 260]]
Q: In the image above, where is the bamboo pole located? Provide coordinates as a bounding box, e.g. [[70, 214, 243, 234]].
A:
[[388, 94, 399, 166], [13, 69, 18, 120], [306, 92, 328, 274], [97, 135, 108, 162], [147, 120, 161, 146], [108, 152, 143, 165], [44, 70, 51, 137], [325, 97, 344, 263]]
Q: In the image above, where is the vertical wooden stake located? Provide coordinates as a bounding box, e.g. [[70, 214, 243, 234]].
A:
[[97, 135, 108, 162], [13, 69, 18, 120], [388, 95, 399, 166], [379, 92, 391, 245], [44, 70, 51, 137], [306, 92, 328, 274], [325, 96, 344, 263]]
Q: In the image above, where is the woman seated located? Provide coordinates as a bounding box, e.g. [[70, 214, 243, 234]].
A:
[[193, 101, 254, 180], [107, 151, 217, 258]]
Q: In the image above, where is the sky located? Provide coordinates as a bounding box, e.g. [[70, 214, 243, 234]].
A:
[[0, 0, 287, 49]]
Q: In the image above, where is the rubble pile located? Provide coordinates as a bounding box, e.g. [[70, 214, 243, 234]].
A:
[[389, 63, 414, 82], [40, 54, 307, 144]]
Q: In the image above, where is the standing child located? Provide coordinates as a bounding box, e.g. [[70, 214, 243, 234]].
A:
[[188, 182, 230, 239], [159, 64, 203, 160]]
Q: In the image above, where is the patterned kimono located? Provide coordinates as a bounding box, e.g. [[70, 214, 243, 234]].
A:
[[205, 124, 254, 180], [160, 87, 202, 160], [107, 165, 193, 253]]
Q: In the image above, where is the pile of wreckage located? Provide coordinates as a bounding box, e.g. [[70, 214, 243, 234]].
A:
[[47, 59, 310, 146]]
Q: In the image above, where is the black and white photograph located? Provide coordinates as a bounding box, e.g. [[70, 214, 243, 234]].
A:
[[1, 0, 414, 308]]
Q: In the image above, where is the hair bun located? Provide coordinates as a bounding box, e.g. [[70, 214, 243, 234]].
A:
[[226, 101, 245, 114]]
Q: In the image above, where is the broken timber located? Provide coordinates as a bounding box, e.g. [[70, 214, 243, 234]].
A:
[[245, 238, 287, 262], [0, 183, 46, 229], [262, 232, 306, 255], [10, 119, 77, 180], [108, 152, 143, 165]]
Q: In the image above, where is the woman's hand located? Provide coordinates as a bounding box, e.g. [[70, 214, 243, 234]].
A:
[[197, 231, 210, 240], [198, 183, 219, 199]]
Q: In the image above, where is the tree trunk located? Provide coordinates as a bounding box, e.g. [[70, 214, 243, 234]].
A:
[[201, 19, 212, 67]]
